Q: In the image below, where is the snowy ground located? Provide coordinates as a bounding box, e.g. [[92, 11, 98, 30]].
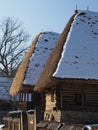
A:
[[0, 124, 5, 130]]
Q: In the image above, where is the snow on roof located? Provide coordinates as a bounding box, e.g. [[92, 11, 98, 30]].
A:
[[54, 10, 98, 80], [23, 32, 60, 85], [0, 77, 13, 100]]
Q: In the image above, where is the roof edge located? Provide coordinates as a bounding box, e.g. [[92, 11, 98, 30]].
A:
[[9, 32, 42, 96]]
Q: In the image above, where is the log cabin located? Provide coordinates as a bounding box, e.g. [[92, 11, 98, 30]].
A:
[[34, 10, 98, 124], [9, 31, 60, 111]]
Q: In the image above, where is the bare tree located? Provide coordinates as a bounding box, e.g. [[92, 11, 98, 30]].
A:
[[0, 17, 30, 77]]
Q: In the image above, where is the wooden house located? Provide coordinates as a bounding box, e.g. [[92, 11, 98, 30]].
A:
[[34, 10, 98, 124], [9, 31, 60, 111]]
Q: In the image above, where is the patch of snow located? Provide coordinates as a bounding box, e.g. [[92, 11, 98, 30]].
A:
[[87, 124, 98, 126], [84, 125, 91, 130], [0, 124, 5, 129]]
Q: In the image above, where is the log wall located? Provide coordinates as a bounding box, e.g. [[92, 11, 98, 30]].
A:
[[61, 84, 98, 110]]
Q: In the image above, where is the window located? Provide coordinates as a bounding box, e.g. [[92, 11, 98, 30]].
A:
[[51, 91, 55, 102], [75, 93, 82, 105], [74, 92, 85, 105]]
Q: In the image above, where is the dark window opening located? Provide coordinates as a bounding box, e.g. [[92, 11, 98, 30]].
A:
[[75, 93, 82, 105], [74, 93, 85, 105], [51, 91, 55, 102]]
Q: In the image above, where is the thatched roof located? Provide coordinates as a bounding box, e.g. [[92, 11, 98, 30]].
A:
[[34, 10, 98, 92], [10, 32, 60, 96]]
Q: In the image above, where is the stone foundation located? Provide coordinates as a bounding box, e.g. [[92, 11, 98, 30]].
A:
[[44, 110, 98, 124], [61, 110, 98, 124]]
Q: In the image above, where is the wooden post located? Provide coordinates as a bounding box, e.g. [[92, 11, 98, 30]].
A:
[[12, 118, 20, 130], [20, 111, 28, 130], [34, 108, 36, 130]]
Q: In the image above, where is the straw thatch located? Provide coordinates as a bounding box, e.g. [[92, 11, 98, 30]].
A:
[[9, 33, 42, 96], [34, 11, 78, 92]]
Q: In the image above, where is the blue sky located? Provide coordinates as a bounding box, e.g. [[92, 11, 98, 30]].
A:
[[0, 0, 97, 44]]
